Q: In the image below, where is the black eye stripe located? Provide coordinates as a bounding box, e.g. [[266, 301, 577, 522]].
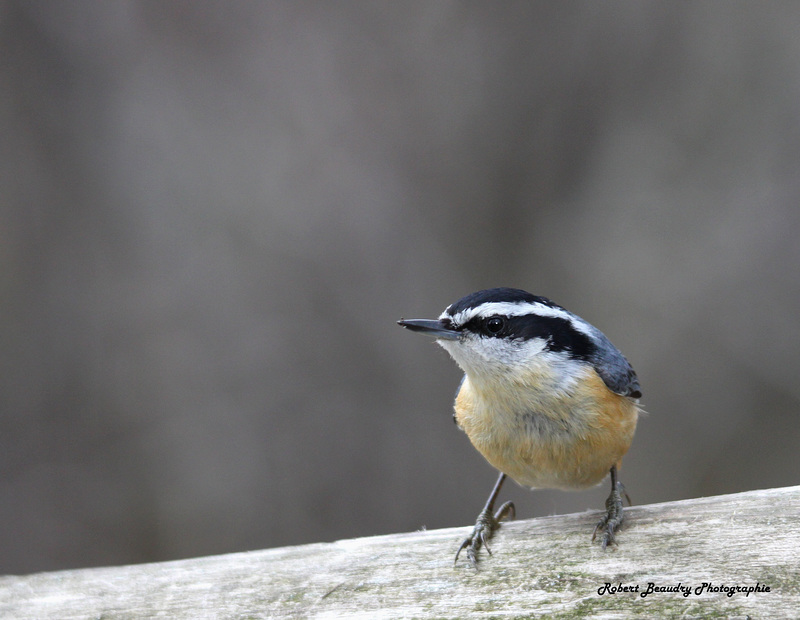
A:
[[463, 315, 507, 337], [462, 314, 597, 361]]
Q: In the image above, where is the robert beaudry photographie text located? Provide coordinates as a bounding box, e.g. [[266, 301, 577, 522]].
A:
[[597, 582, 770, 598]]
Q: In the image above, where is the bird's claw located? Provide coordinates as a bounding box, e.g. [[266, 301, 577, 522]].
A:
[[592, 481, 629, 549], [455, 500, 515, 567]]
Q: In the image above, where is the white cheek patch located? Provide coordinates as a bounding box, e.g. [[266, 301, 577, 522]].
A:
[[439, 335, 586, 396], [439, 335, 548, 376]]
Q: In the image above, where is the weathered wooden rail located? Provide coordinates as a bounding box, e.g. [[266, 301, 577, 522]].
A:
[[1, 486, 798, 618]]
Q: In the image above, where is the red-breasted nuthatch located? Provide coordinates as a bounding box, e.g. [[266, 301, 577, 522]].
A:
[[398, 287, 641, 566]]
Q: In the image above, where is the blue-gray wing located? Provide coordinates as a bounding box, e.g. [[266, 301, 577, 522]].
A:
[[584, 325, 642, 399]]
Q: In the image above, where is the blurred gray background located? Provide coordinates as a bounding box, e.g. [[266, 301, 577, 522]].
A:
[[2, 1, 799, 575]]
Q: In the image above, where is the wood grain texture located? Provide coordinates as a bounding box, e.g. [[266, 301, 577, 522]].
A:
[[1, 486, 798, 619]]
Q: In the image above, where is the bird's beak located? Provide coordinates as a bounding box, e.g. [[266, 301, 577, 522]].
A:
[[397, 318, 461, 341]]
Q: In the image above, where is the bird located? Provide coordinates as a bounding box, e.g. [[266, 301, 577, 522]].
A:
[[397, 287, 641, 567]]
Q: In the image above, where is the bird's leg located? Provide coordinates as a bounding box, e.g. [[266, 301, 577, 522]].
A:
[[592, 464, 630, 549], [455, 472, 515, 568]]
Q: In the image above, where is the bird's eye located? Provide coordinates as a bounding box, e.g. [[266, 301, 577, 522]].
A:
[[486, 316, 505, 334]]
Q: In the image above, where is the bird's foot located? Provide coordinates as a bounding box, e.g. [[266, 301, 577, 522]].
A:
[[592, 481, 630, 549], [455, 501, 515, 568]]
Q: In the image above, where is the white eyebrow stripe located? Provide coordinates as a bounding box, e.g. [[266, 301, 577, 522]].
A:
[[441, 301, 597, 340]]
